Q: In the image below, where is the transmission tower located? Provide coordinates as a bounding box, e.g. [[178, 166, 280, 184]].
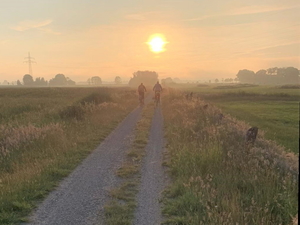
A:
[[24, 52, 36, 76]]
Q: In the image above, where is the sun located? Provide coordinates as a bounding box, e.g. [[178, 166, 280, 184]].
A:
[[147, 34, 167, 53]]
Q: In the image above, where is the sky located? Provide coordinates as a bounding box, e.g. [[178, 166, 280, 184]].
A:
[[0, 0, 299, 82]]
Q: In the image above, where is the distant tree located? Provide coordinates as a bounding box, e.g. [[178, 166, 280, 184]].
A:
[[49, 74, 66, 86], [128, 70, 158, 86], [34, 77, 48, 86], [115, 76, 122, 84], [215, 78, 219, 83], [267, 67, 278, 76], [17, 80, 22, 86], [2, 80, 9, 85], [236, 69, 255, 83], [49, 74, 75, 86], [256, 69, 267, 76], [68, 80, 76, 85], [161, 77, 174, 85], [23, 74, 34, 86], [237, 67, 299, 84], [209, 80, 211, 83], [90, 76, 102, 85], [283, 67, 299, 83], [87, 78, 91, 85]]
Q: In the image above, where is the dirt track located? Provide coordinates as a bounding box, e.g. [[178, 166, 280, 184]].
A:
[[134, 106, 167, 225], [26, 106, 143, 225], [26, 98, 167, 225]]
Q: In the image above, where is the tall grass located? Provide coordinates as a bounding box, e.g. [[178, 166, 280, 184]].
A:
[[0, 87, 137, 224], [162, 89, 298, 225]]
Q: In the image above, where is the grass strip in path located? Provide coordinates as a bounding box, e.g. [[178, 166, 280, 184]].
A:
[[104, 102, 154, 225], [133, 105, 167, 225]]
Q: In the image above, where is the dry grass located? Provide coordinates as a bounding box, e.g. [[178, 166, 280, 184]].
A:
[[0, 87, 137, 224], [162, 89, 298, 225]]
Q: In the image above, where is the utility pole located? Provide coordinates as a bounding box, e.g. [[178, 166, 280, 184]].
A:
[[24, 52, 36, 76]]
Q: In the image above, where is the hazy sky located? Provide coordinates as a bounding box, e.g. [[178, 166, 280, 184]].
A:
[[0, 0, 299, 82]]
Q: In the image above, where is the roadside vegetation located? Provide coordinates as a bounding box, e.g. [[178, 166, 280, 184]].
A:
[[105, 102, 154, 225], [173, 83, 299, 153], [162, 89, 298, 225], [0, 87, 137, 225]]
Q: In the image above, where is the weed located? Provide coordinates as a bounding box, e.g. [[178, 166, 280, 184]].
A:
[[161, 89, 298, 225]]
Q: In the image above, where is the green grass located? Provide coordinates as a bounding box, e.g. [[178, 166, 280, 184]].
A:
[[171, 83, 299, 153], [0, 87, 137, 225], [214, 100, 298, 152], [161, 89, 298, 225]]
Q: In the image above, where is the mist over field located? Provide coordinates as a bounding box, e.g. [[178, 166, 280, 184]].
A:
[[1, 0, 299, 84]]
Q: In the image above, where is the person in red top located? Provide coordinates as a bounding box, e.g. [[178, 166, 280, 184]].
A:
[[152, 81, 163, 104], [138, 83, 147, 105]]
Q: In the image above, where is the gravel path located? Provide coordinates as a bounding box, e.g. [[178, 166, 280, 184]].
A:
[[26, 105, 144, 225], [134, 106, 168, 225]]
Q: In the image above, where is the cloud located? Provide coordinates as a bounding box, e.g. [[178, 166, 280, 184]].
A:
[[229, 5, 300, 16], [185, 4, 300, 22], [11, 19, 53, 31]]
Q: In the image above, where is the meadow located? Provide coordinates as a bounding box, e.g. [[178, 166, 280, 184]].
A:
[[172, 83, 299, 153], [0, 87, 137, 224], [162, 89, 298, 224]]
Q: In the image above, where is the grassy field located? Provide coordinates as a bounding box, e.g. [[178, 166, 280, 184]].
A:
[[162, 89, 298, 225], [171, 83, 299, 153], [0, 87, 137, 224]]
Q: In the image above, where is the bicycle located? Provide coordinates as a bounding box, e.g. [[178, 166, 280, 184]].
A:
[[154, 91, 160, 107], [139, 93, 144, 106]]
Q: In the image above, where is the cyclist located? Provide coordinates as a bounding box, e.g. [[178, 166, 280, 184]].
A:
[[153, 81, 163, 104], [138, 83, 147, 104]]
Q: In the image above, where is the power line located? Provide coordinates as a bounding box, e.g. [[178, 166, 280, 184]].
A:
[[24, 52, 36, 76]]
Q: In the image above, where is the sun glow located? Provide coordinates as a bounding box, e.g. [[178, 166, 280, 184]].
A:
[[147, 34, 167, 53]]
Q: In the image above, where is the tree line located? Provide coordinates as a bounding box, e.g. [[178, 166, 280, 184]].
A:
[[236, 67, 299, 84], [19, 74, 76, 86], [15, 74, 123, 86]]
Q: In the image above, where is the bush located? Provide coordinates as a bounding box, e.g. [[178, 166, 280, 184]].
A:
[[59, 105, 85, 120], [79, 92, 112, 105]]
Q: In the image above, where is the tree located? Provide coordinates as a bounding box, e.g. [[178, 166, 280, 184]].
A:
[[128, 70, 158, 86], [90, 76, 102, 85], [49, 74, 75, 86], [17, 80, 22, 86], [256, 69, 267, 76], [161, 77, 174, 85], [35, 77, 48, 86], [215, 78, 219, 83], [23, 74, 34, 86], [2, 80, 9, 85], [66, 77, 76, 85], [283, 67, 299, 84], [236, 69, 255, 83], [115, 76, 122, 84]]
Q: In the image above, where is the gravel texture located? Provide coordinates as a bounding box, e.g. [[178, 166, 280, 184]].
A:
[[26, 106, 144, 225], [134, 106, 168, 225]]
